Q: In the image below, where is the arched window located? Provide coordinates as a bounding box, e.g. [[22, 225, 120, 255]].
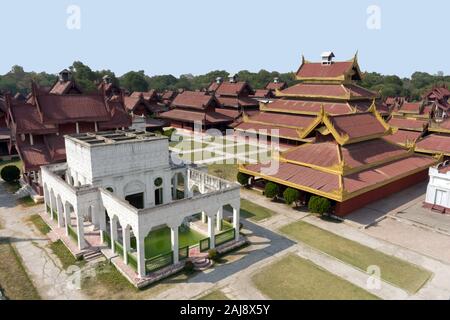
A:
[[154, 177, 163, 205]]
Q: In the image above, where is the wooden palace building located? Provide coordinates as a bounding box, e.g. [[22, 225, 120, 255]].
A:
[[239, 106, 437, 216], [234, 52, 389, 145], [4, 70, 131, 196]]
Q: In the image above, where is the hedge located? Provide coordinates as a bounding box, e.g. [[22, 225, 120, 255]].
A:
[[1, 165, 20, 182], [264, 182, 279, 199], [283, 188, 300, 205], [308, 196, 331, 215]]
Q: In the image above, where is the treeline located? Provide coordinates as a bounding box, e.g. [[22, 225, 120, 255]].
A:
[[0, 61, 449, 101]]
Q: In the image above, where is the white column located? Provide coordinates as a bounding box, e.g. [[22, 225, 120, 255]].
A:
[[64, 204, 70, 236], [75, 122, 80, 134], [208, 214, 216, 249], [136, 232, 146, 278], [123, 226, 130, 264], [110, 218, 118, 253], [49, 194, 55, 220], [216, 207, 223, 231], [98, 206, 107, 244], [76, 212, 86, 250], [172, 175, 178, 200], [233, 205, 240, 241], [201, 211, 207, 224], [171, 225, 179, 264], [56, 199, 64, 228]]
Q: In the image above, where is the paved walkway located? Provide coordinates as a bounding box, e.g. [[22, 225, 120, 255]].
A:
[[0, 182, 87, 300]]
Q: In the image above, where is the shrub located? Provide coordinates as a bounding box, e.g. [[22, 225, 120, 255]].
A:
[[283, 188, 300, 206], [237, 172, 250, 186], [184, 260, 195, 273], [264, 182, 279, 199], [163, 128, 175, 139], [308, 196, 331, 215], [207, 249, 219, 261], [1, 165, 20, 182]]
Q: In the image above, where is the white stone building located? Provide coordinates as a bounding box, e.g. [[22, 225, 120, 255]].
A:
[[41, 130, 241, 280], [425, 161, 450, 211]]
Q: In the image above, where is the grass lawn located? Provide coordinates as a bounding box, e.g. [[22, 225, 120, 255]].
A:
[[17, 195, 38, 207], [48, 240, 83, 269], [207, 164, 238, 181], [82, 261, 190, 299], [198, 290, 229, 300], [252, 254, 379, 300], [240, 199, 274, 222], [135, 226, 205, 259], [0, 239, 41, 300], [0, 159, 22, 171], [27, 214, 51, 235], [280, 221, 432, 294]]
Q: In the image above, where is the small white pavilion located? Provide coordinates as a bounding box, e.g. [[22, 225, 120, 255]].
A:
[[425, 161, 450, 212], [41, 130, 241, 280]]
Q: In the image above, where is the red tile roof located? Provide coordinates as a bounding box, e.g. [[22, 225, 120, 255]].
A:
[[214, 81, 254, 97], [171, 91, 217, 110], [234, 122, 303, 140], [37, 94, 111, 124], [388, 117, 427, 131], [159, 109, 233, 124], [296, 61, 355, 79], [329, 112, 386, 141], [16, 141, 52, 172], [265, 81, 287, 91], [262, 99, 353, 115], [278, 83, 376, 99], [49, 80, 82, 95], [9, 102, 58, 134], [98, 101, 132, 130], [416, 134, 450, 155], [383, 129, 422, 146], [217, 96, 258, 108], [247, 112, 316, 129]]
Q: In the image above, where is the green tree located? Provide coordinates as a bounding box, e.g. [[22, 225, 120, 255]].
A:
[[283, 188, 300, 206], [119, 70, 149, 92], [308, 196, 331, 215], [237, 172, 250, 186], [264, 182, 279, 199], [1, 165, 21, 182]]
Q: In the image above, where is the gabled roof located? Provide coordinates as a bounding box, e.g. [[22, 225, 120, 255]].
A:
[[388, 117, 428, 132], [416, 134, 450, 156], [213, 81, 255, 97], [383, 129, 422, 147], [265, 81, 287, 91], [129, 90, 158, 102], [8, 101, 57, 134], [49, 79, 82, 95], [171, 91, 218, 110], [123, 95, 150, 112], [276, 83, 377, 100], [36, 94, 111, 124], [423, 86, 450, 101], [296, 54, 362, 82]]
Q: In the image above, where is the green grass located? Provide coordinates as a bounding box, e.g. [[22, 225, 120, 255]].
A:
[[279, 221, 432, 294], [28, 214, 51, 235], [198, 290, 229, 300], [48, 240, 83, 269], [240, 199, 274, 222], [134, 226, 205, 259], [207, 164, 238, 181], [0, 239, 41, 300], [252, 254, 379, 300], [0, 159, 22, 171], [17, 195, 38, 207]]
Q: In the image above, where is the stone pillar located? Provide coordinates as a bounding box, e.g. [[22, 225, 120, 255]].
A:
[[76, 212, 86, 250], [49, 193, 55, 221], [110, 217, 118, 253], [208, 214, 216, 249], [136, 232, 146, 278], [170, 225, 179, 264], [201, 211, 207, 224], [64, 203, 71, 236], [233, 205, 240, 241], [98, 206, 107, 244], [122, 226, 131, 264], [56, 199, 64, 228], [172, 174, 178, 200], [163, 178, 172, 205], [216, 207, 223, 231]]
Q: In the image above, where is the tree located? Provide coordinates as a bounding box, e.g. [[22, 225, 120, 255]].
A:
[[308, 196, 331, 215], [237, 172, 250, 186], [1, 165, 21, 182], [283, 188, 300, 206], [264, 182, 279, 199], [119, 70, 149, 92]]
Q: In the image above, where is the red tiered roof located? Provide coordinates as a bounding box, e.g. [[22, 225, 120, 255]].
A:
[[296, 61, 355, 79], [416, 134, 450, 156], [388, 117, 428, 131], [383, 129, 422, 146]]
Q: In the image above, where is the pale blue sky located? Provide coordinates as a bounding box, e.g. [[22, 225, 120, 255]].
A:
[[1, 0, 448, 77]]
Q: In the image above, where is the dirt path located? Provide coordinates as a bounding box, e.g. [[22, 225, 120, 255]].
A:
[[0, 182, 87, 300]]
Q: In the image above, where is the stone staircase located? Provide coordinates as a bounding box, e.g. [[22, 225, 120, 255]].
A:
[[83, 248, 104, 263], [191, 257, 213, 271]]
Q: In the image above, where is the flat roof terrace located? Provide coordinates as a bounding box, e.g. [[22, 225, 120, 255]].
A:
[[66, 129, 165, 147]]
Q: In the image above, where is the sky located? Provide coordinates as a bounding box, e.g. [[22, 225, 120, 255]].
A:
[[1, 0, 449, 78]]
